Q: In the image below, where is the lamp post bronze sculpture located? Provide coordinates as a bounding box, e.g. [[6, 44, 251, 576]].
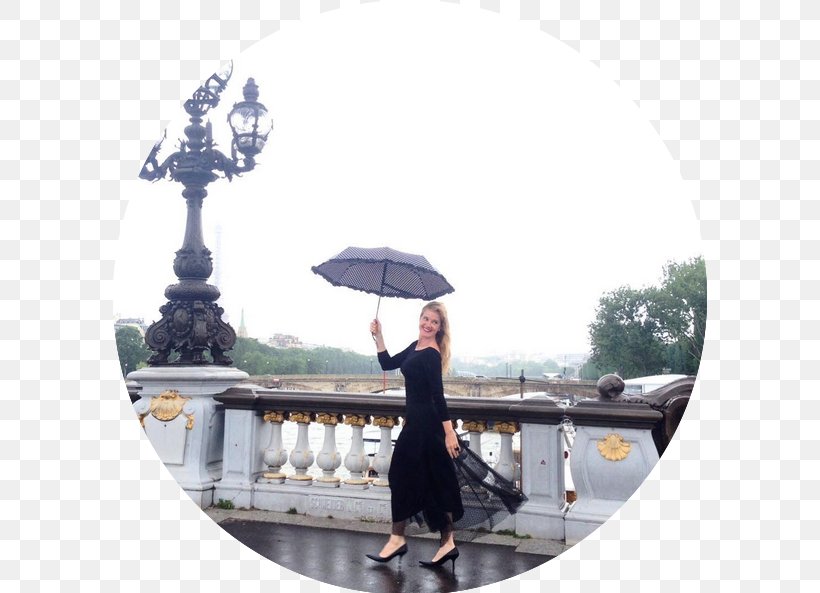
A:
[[139, 63, 272, 366]]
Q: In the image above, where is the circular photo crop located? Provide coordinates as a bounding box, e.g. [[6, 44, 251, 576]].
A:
[[116, 3, 704, 591]]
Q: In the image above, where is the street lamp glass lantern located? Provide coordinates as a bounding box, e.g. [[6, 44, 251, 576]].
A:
[[228, 78, 273, 158]]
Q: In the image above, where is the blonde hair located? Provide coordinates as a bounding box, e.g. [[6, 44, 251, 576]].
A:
[[422, 301, 451, 375]]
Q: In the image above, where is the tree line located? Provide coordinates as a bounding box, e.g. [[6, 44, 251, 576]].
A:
[[113, 328, 381, 378], [114, 328, 567, 380], [229, 339, 377, 375], [116, 256, 705, 382]]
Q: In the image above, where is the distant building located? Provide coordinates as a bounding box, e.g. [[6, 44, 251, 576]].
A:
[[114, 317, 148, 336], [267, 333, 306, 349], [238, 309, 248, 339], [554, 353, 590, 367], [453, 370, 477, 378]]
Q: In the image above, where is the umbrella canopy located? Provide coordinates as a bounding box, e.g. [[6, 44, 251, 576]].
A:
[[311, 246, 454, 305]]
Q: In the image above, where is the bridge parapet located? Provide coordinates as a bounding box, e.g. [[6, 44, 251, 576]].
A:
[[211, 383, 665, 543]]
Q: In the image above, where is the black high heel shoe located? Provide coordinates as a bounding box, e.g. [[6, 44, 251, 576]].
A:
[[419, 547, 459, 570], [366, 543, 408, 563]]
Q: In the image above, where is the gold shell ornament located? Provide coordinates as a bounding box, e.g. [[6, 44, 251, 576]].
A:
[[597, 433, 631, 461], [140, 390, 194, 430]]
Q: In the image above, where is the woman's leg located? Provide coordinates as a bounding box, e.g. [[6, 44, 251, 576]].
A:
[[374, 519, 407, 558], [439, 513, 453, 545], [392, 519, 407, 537], [431, 512, 456, 561]]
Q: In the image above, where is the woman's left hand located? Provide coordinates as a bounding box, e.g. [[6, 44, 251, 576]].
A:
[[445, 431, 461, 459]]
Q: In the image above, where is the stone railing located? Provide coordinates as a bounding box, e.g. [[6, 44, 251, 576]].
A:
[[208, 384, 667, 543]]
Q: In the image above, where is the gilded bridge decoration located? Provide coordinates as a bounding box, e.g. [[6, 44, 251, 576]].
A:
[[597, 433, 631, 461], [344, 414, 371, 427], [372, 416, 399, 429], [263, 411, 287, 423], [494, 421, 520, 435], [316, 413, 342, 426], [289, 412, 315, 424], [138, 390, 194, 430], [462, 420, 488, 433]]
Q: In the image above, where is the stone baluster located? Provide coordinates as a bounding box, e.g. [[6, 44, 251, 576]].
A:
[[315, 413, 343, 488], [260, 411, 289, 484], [287, 412, 315, 485], [370, 416, 398, 487], [462, 420, 487, 458], [493, 421, 520, 483], [343, 414, 371, 489]]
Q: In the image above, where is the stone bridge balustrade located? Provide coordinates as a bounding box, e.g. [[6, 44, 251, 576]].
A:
[[208, 383, 681, 542], [213, 385, 571, 537]]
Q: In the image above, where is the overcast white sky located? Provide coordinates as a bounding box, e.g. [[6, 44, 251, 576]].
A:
[[115, 2, 701, 360]]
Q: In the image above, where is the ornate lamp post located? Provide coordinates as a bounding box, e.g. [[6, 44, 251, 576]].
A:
[[139, 63, 272, 366]]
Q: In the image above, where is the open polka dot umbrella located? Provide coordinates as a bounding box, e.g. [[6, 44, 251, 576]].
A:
[[311, 246, 455, 316]]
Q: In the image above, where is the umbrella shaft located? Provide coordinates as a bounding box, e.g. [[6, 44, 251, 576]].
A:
[[372, 295, 381, 343]]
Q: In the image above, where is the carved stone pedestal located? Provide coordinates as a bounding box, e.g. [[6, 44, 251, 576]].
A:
[[129, 365, 249, 508], [564, 423, 660, 545]]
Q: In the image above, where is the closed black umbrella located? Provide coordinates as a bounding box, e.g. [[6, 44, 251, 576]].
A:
[[311, 246, 454, 318]]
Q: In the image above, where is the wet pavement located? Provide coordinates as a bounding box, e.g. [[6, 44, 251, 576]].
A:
[[209, 509, 564, 593]]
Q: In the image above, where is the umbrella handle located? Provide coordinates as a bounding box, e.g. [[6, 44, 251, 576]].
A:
[[371, 295, 382, 343]]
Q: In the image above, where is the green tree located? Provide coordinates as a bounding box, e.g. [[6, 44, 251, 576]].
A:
[[115, 326, 151, 378], [664, 340, 693, 375], [229, 337, 377, 375], [588, 287, 666, 379], [646, 256, 707, 374], [588, 257, 707, 379], [578, 358, 605, 381]]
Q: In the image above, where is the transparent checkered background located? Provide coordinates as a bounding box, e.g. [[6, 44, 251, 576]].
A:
[[2, 0, 816, 591]]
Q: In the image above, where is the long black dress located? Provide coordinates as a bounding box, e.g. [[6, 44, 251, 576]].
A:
[[378, 342, 464, 532]]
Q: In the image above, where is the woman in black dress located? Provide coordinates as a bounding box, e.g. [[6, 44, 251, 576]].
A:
[[365, 301, 464, 569]]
